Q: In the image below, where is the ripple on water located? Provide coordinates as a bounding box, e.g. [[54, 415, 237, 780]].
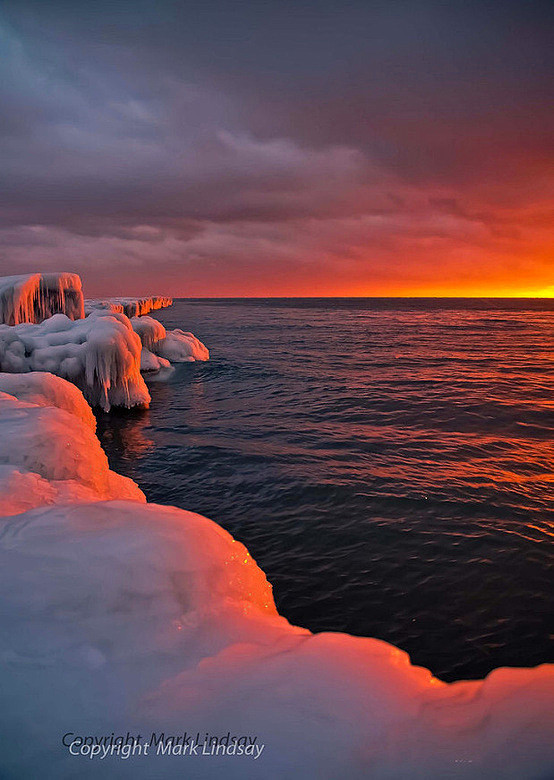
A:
[[96, 299, 554, 681]]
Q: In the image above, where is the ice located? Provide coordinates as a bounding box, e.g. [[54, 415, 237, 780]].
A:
[[130, 315, 167, 349], [0, 371, 96, 430], [140, 348, 172, 372], [0, 273, 84, 325], [154, 328, 210, 362], [0, 308, 207, 407], [0, 275, 204, 403], [0, 311, 150, 411], [0, 373, 552, 779], [85, 295, 173, 318], [0, 390, 144, 514], [130, 315, 209, 366]]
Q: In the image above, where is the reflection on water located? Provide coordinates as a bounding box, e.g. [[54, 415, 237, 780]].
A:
[[96, 298, 554, 681], [95, 407, 155, 463]]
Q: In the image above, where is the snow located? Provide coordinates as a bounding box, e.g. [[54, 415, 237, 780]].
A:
[[0, 373, 553, 779], [130, 315, 167, 349], [85, 295, 172, 318], [0, 311, 150, 411], [0, 275, 205, 405], [0, 376, 144, 516], [130, 315, 209, 364], [140, 348, 172, 372], [0, 371, 96, 430], [0, 273, 84, 325], [154, 328, 210, 362]]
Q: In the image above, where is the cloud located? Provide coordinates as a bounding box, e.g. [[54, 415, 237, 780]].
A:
[[0, 1, 552, 295]]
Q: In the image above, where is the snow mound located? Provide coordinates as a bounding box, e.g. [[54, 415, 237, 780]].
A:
[[0, 374, 552, 779], [130, 315, 209, 366], [130, 315, 167, 349], [0, 372, 96, 430], [0, 388, 144, 505], [0, 465, 106, 516], [140, 348, 172, 372], [0, 311, 150, 411], [0, 273, 84, 325], [85, 295, 172, 318], [155, 328, 210, 362]]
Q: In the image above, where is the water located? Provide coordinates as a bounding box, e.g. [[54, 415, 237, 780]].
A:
[[96, 298, 554, 682]]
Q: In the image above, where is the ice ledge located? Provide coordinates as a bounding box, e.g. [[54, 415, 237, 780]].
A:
[[0, 272, 84, 325], [0, 276, 204, 410], [85, 295, 173, 318]]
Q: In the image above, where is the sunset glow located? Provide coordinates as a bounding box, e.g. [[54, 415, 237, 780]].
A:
[[0, 1, 552, 297]]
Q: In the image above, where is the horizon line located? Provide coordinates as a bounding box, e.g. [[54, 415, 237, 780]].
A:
[[167, 295, 554, 300]]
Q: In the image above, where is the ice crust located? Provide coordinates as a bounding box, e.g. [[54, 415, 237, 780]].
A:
[[130, 316, 210, 364], [0, 372, 553, 779], [0, 273, 84, 325], [154, 328, 210, 362], [0, 375, 144, 516], [0, 276, 207, 408], [85, 295, 172, 318], [0, 310, 150, 411], [0, 371, 96, 430]]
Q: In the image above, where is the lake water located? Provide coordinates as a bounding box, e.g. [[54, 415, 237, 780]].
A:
[[96, 298, 554, 681]]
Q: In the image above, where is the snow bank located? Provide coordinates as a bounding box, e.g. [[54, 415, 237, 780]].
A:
[[0, 311, 150, 410], [130, 315, 209, 367], [130, 315, 167, 349], [85, 295, 172, 318], [0, 374, 553, 779], [140, 348, 172, 372], [0, 273, 84, 325], [155, 328, 210, 362], [0, 377, 144, 516], [0, 371, 96, 430]]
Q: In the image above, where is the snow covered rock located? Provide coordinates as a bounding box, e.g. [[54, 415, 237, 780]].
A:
[[0, 273, 84, 325], [130, 315, 209, 366], [0, 311, 150, 411], [130, 315, 167, 349], [0, 371, 96, 430], [154, 328, 210, 362], [85, 295, 172, 318], [0, 383, 144, 516], [140, 348, 172, 372]]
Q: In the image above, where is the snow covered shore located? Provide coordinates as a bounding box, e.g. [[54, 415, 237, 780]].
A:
[[0, 372, 553, 779], [85, 295, 173, 318], [0, 273, 84, 325], [0, 275, 207, 409]]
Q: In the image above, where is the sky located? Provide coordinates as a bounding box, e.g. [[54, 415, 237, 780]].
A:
[[0, 0, 553, 297]]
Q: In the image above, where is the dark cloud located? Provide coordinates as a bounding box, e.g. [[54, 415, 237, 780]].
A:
[[0, 0, 552, 294]]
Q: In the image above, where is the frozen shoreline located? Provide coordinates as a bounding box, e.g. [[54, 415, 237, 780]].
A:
[[0, 370, 553, 778], [0, 275, 207, 410], [0, 275, 552, 778]]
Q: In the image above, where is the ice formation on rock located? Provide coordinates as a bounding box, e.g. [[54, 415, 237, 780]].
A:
[[140, 348, 172, 372], [0, 273, 84, 325], [0, 371, 96, 430], [0, 311, 150, 411], [154, 328, 210, 362], [0, 373, 553, 779], [130, 315, 210, 365], [0, 376, 144, 516], [130, 315, 167, 349], [85, 295, 172, 318], [0, 275, 205, 404]]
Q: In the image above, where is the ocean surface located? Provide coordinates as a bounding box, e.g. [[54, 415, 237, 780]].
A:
[[97, 298, 554, 682]]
